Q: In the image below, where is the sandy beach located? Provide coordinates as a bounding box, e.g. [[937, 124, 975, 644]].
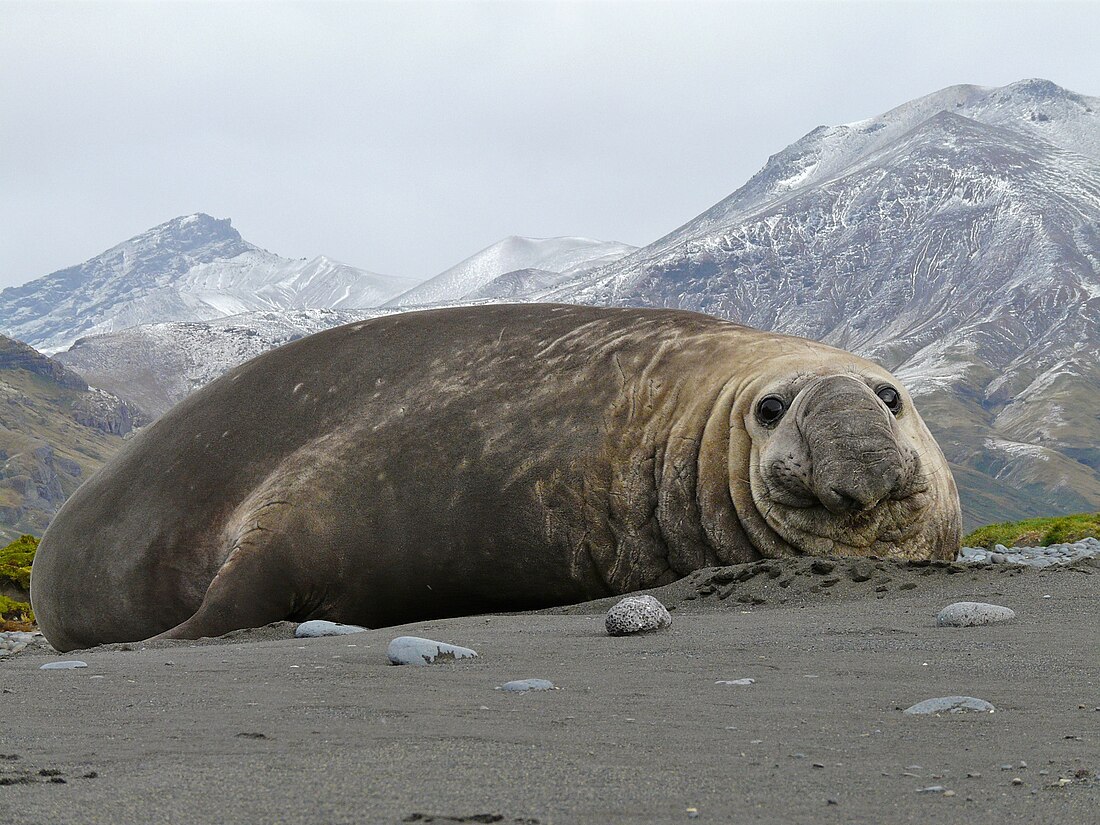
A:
[[1, 556, 1096, 824]]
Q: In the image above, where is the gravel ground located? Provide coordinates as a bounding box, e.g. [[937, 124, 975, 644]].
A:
[[1, 554, 1096, 824]]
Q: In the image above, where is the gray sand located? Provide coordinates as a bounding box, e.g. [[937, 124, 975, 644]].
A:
[[1, 557, 1097, 824]]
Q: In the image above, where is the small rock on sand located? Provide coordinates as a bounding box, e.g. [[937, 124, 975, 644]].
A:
[[937, 602, 1016, 627], [295, 620, 368, 638], [386, 636, 478, 666], [605, 595, 672, 636], [39, 661, 88, 670], [904, 696, 995, 715], [497, 679, 555, 692]]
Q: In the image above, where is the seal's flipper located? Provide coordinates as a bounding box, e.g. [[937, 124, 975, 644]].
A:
[[147, 542, 301, 642]]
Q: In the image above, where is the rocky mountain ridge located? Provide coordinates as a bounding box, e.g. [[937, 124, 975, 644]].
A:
[[0, 214, 420, 353], [0, 336, 139, 542]]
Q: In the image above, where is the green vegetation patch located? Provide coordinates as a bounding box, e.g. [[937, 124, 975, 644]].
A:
[[964, 512, 1100, 549], [0, 534, 38, 591], [0, 593, 33, 624]]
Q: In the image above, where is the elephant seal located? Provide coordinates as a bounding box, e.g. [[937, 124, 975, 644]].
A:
[[31, 304, 960, 651]]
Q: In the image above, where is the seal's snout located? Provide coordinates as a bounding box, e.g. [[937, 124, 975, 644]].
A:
[[795, 376, 911, 515], [820, 467, 902, 515]]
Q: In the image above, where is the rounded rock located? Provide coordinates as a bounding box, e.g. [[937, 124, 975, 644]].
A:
[[295, 620, 368, 638], [904, 696, 995, 715], [498, 679, 555, 692], [605, 595, 672, 636], [40, 660, 88, 670], [936, 602, 1016, 627], [386, 636, 478, 666]]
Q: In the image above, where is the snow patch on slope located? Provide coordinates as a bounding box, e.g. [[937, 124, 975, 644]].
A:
[[387, 236, 635, 307]]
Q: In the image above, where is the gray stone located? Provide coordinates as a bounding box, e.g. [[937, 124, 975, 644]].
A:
[[386, 636, 478, 666], [605, 595, 672, 636], [40, 660, 88, 670], [937, 602, 1016, 627], [1, 630, 48, 658], [295, 620, 367, 638], [497, 679, 555, 692], [904, 696, 995, 715], [956, 537, 1100, 568]]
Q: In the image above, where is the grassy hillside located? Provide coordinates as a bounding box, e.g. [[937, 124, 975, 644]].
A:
[[964, 512, 1100, 548]]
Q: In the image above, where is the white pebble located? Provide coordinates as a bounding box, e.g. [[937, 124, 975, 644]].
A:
[[605, 595, 672, 636], [40, 660, 88, 670], [295, 620, 368, 638], [904, 696, 995, 715], [497, 679, 555, 692], [386, 636, 478, 666]]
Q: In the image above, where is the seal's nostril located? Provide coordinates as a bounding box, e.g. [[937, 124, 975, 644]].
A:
[[823, 485, 880, 515]]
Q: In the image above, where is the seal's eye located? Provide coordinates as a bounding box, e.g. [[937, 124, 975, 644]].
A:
[[876, 385, 902, 415], [756, 395, 787, 426]]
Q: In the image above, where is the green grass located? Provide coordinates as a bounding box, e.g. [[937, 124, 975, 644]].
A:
[[964, 512, 1100, 549], [0, 534, 37, 591], [0, 593, 33, 624], [0, 535, 37, 625]]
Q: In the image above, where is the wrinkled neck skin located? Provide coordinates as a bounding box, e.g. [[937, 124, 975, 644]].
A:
[[579, 332, 763, 593], [727, 350, 961, 561]]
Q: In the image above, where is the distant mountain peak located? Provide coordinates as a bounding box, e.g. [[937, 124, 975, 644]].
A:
[[998, 77, 1078, 101], [134, 213, 242, 247], [0, 215, 418, 352]]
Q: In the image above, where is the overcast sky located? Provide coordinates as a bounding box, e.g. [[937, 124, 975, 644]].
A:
[[2, 1, 1099, 288]]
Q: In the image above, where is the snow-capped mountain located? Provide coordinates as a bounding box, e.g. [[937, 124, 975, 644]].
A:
[[546, 79, 1100, 527], [386, 235, 636, 307], [0, 214, 420, 353], [631, 78, 1100, 264]]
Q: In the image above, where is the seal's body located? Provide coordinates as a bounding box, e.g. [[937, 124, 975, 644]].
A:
[[32, 304, 960, 651]]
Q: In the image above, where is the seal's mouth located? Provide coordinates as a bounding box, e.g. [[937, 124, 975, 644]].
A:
[[757, 486, 935, 557], [751, 452, 937, 557]]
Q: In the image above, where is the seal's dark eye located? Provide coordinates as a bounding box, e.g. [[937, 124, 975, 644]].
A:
[[876, 385, 902, 415], [756, 395, 787, 426]]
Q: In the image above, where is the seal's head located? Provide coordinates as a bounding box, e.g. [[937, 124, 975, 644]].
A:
[[729, 348, 960, 560]]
